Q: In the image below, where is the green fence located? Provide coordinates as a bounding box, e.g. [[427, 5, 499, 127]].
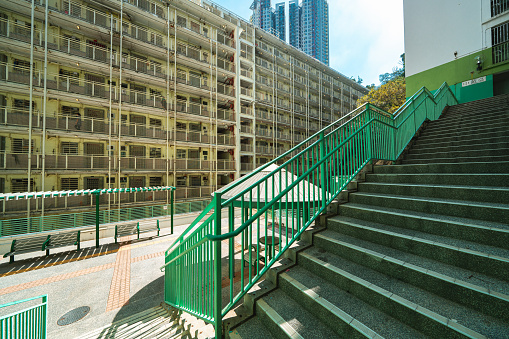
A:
[[0, 295, 47, 339], [162, 83, 458, 338], [0, 199, 210, 237]]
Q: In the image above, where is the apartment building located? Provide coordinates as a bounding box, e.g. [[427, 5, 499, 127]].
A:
[[0, 0, 366, 217]]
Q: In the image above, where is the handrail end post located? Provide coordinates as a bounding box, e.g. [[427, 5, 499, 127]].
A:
[[213, 192, 222, 339]]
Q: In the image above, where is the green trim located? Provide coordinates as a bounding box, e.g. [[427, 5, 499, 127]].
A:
[[407, 47, 509, 103]]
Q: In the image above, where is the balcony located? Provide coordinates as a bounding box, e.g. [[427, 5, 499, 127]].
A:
[[240, 87, 253, 96], [240, 106, 253, 116], [175, 129, 211, 145], [175, 101, 211, 120], [217, 160, 235, 171], [175, 186, 214, 200], [240, 125, 253, 134], [216, 108, 235, 122], [241, 144, 253, 152], [175, 158, 212, 171], [0, 153, 170, 171], [217, 83, 235, 98], [256, 128, 273, 138], [217, 134, 235, 146], [241, 162, 254, 171]]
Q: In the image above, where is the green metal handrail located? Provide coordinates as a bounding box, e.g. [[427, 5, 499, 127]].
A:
[[162, 82, 458, 338], [0, 295, 48, 338]]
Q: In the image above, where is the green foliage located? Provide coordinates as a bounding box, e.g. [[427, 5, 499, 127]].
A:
[[357, 77, 406, 113], [379, 53, 405, 85]]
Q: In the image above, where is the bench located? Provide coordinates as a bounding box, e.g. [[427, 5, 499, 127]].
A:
[[3, 235, 50, 264], [43, 231, 81, 255], [3, 231, 82, 263], [115, 220, 160, 244]]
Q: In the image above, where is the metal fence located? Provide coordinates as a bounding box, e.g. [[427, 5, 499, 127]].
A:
[[0, 199, 210, 237], [0, 295, 47, 339]]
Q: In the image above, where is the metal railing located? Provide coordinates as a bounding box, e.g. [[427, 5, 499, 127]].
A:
[[161, 82, 458, 337], [0, 295, 47, 339]]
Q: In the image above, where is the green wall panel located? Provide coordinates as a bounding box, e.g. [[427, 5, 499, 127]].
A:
[[407, 47, 509, 103]]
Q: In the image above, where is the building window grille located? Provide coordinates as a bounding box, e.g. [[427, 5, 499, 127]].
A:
[[61, 177, 79, 190], [149, 176, 162, 186], [492, 21, 509, 64], [84, 177, 103, 190], [61, 142, 79, 154], [491, 0, 509, 16], [11, 178, 35, 192], [12, 138, 33, 153], [62, 106, 80, 116], [149, 147, 161, 158], [149, 118, 162, 127], [13, 59, 31, 74], [176, 149, 186, 159]]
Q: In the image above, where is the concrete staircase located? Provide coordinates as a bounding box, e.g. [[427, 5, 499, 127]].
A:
[[229, 95, 509, 338]]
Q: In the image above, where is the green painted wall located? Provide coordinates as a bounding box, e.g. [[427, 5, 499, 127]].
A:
[[407, 47, 509, 103]]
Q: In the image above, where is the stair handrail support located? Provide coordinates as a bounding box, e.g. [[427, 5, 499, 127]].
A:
[[161, 82, 458, 338]]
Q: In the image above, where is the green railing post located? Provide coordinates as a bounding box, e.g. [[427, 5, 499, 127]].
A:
[[95, 192, 100, 248], [319, 131, 327, 209], [171, 188, 174, 234], [213, 192, 222, 339]]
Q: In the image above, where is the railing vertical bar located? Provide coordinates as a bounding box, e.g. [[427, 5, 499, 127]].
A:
[[229, 204, 234, 304]]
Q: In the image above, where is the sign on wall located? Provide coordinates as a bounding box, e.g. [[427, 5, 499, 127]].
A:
[[462, 76, 486, 87]]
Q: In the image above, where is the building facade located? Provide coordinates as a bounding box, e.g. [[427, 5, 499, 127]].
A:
[[274, 2, 286, 42], [0, 0, 366, 217], [404, 0, 509, 102], [289, 0, 302, 50], [301, 0, 329, 65]]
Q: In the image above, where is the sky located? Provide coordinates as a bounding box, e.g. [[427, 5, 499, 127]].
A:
[[213, 0, 404, 87]]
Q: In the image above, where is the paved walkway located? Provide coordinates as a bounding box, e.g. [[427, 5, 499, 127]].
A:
[[0, 224, 183, 338], [0, 213, 275, 338]]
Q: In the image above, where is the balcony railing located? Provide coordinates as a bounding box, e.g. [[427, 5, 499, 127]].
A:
[[175, 186, 214, 200], [240, 144, 253, 152], [175, 158, 212, 171], [0, 153, 171, 171], [216, 160, 235, 171], [216, 108, 235, 122], [240, 125, 253, 134], [175, 129, 212, 144], [241, 162, 253, 171], [240, 106, 253, 115]]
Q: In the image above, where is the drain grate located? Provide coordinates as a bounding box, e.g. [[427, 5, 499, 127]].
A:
[[57, 306, 90, 326]]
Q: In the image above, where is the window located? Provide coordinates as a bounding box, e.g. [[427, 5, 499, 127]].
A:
[[190, 176, 201, 186], [11, 178, 35, 192], [13, 99, 34, 112], [149, 118, 162, 127], [84, 108, 104, 119], [177, 16, 187, 27], [84, 177, 103, 190], [84, 143, 104, 155], [61, 142, 78, 154], [13, 59, 31, 74], [491, 0, 509, 16], [176, 122, 186, 130], [492, 21, 509, 64], [62, 106, 80, 116], [149, 147, 161, 158], [130, 114, 146, 125], [129, 145, 145, 157], [61, 177, 79, 190], [149, 176, 162, 186], [176, 149, 186, 159], [176, 176, 186, 186], [12, 139, 33, 153], [189, 123, 200, 131]]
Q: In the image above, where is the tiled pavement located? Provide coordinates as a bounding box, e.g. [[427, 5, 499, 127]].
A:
[[0, 224, 180, 338], [0, 214, 268, 338]]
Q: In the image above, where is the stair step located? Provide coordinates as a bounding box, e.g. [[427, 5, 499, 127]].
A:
[[413, 134, 509, 150], [415, 125, 509, 143], [310, 232, 509, 333], [357, 182, 509, 204], [327, 216, 509, 281], [256, 289, 338, 338], [348, 191, 509, 224], [299, 247, 506, 338], [432, 109, 509, 124], [279, 266, 422, 338], [409, 141, 509, 155], [404, 147, 509, 161], [423, 116, 509, 134], [402, 154, 509, 164], [373, 161, 509, 174], [230, 317, 276, 339], [338, 203, 509, 250], [366, 172, 509, 186]]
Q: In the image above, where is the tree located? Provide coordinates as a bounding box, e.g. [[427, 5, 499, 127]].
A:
[[357, 77, 406, 113], [379, 53, 405, 85]]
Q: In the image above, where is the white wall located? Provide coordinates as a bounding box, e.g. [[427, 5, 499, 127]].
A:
[[404, 0, 484, 77]]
